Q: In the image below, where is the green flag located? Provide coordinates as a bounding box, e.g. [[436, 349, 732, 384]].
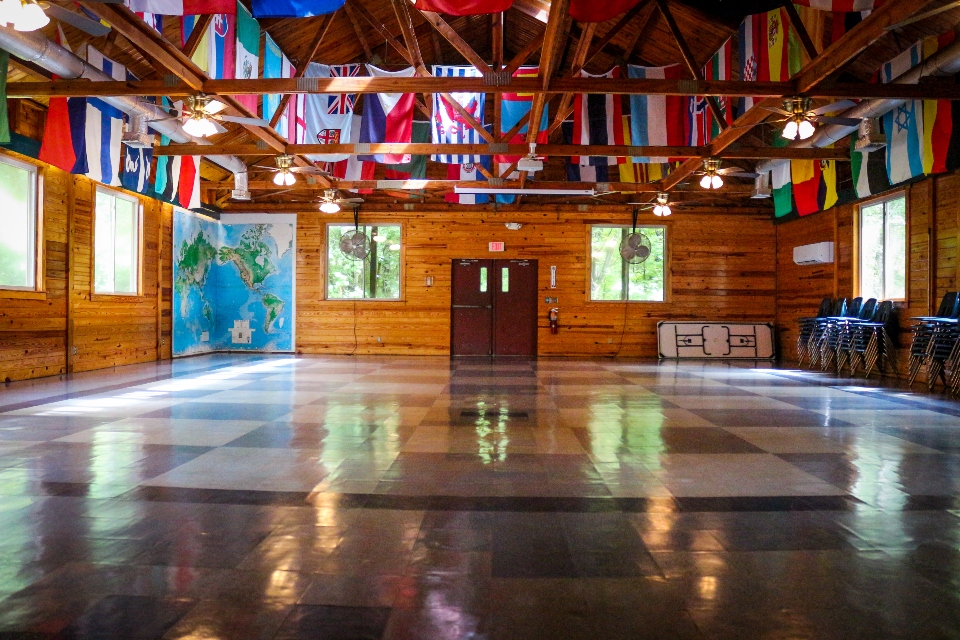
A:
[[0, 49, 10, 145]]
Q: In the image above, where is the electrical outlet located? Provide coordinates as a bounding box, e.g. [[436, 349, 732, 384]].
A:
[[607, 338, 612, 344], [377, 336, 382, 343]]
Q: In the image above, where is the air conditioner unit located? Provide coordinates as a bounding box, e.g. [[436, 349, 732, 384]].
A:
[[751, 173, 772, 199], [230, 189, 251, 201], [231, 171, 250, 201], [855, 118, 885, 153], [793, 241, 834, 265]]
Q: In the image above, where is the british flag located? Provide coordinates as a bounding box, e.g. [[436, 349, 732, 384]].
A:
[[327, 64, 361, 115]]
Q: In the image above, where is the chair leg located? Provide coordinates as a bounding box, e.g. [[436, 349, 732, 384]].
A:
[[927, 359, 945, 392], [864, 332, 880, 378]]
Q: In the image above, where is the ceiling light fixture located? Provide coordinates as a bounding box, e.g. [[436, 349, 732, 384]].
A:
[[0, 0, 48, 31], [320, 201, 340, 214], [781, 97, 817, 141], [652, 192, 672, 217], [699, 159, 724, 190]]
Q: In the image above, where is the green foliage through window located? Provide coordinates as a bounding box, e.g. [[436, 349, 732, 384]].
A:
[[0, 158, 38, 290], [94, 189, 140, 295], [859, 195, 905, 300], [590, 226, 666, 302], [327, 224, 402, 300]]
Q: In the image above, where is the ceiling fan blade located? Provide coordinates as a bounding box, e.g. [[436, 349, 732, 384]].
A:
[[250, 165, 280, 171], [336, 198, 365, 204], [291, 166, 332, 176], [212, 120, 228, 134], [216, 115, 270, 127], [809, 100, 857, 116], [723, 171, 761, 179], [41, 3, 111, 36], [144, 116, 177, 123], [762, 107, 793, 117], [206, 99, 227, 115], [810, 115, 863, 127]]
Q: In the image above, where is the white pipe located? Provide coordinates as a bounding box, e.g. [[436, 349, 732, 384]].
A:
[[755, 37, 960, 176], [0, 26, 247, 175]]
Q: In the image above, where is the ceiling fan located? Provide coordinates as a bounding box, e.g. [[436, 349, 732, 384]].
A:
[[318, 188, 363, 214], [250, 154, 332, 186], [763, 97, 861, 141], [150, 94, 270, 138], [692, 158, 759, 190]]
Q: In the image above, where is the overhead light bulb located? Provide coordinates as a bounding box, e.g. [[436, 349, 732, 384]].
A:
[[661, 205, 672, 216], [0, 0, 22, 25], [320, 201, 340, 214], [182, 117, 206, 137], [798, 119, 816, 140], [653, 205, 663, 217], [388, 243, 400, 251], [199, 118, 219, 137], [15, 1, 48, 31], [373, 234, 386, 243], [782, 119, 799, 141], [711, 175, 723, 189], [700, 175, 712, 189], [272, 171, 286, 186], [283, 172, 296, 186]]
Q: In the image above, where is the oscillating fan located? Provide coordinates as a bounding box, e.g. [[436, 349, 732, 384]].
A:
[[339, 209, 370, 261], [620, 208, 652, 265]]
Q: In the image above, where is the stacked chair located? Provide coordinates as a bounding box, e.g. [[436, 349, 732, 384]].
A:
[[837, 298, 878, 373], [805, 298, 847, 369], [796, 297, 833, 367], [848, 300, 899, 378], [907, 292, 959, 388], [819, 297, 862, 372]]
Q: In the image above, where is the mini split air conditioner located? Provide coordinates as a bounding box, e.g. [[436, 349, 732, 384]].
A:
[[793, 241, 834, 266]]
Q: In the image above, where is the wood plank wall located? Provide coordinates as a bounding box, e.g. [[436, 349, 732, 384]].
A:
[[774, 175, 949, 373], [0, 148, 172, 383], [296, 209, 777, 357]]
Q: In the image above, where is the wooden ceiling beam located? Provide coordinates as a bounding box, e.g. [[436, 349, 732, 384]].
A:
[[183, 14, 212, 59], [266, 12, 337, 130], [573, 0, 651, 74], [783, 3, 819, 61], [342, 1, 378, 63], [504, 32, 544, 76], [620, 2, 657, 65], [159, 142, 852, 159], [416, 10, 493, 74], [661, 0, 940, 191]]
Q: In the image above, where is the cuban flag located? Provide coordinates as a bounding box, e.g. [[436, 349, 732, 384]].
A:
[[573, 67, 625, 166], [628, 64, 685, 163], [252, 0, 343, 18], [84, 46, 125, 186], [304, 63, 360, 162], [882, 40, 925, 184], [431, 66, 485, 164], [445, 161, 491, 205], [128, 0, 235, 14], [121, 148, 153, 195], [359, 65, 417, 165]]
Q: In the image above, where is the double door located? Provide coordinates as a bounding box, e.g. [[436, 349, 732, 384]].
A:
[[451, 259, 538, 356]]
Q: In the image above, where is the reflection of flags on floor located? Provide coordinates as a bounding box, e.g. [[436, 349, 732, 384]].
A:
[[431, 65, 485, 164], [359, 65, 417, 164], [305, 63, 360, 162], [881, 40, 925, 184], [84, 46, 125, 186], [497, 66, 548, 164], [628, 64, 685, 163], [445, 160, 491, 205], [121, 148, 153, 195], [573, 67, 625, 166]]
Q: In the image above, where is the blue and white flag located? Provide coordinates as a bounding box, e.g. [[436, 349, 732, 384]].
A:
[[882, 41, 925, 184], [252, 0, 343, 17], [121, 148, 153, 195], [84, 46, 125, 186], [431, 65, 485, 164]]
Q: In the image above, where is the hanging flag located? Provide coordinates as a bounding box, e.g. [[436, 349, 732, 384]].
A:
[[619, 115, 672, 191], [156, 148, 200, 208], [497, 66, 549, 164], [182, 15, 210, 73], [739, 9, 800, 113], [84, 46, 125, 186], [252, 0, 343, 18], [234, 3, 259, 114], [384, 121, 431, 180], [431, 65, 485, 164], [772, 162, 794, 218], [572, 67, 626, 166], [289, 71, 306, 144], [325, 116, 375, 194], [412, 0, 512, 15], [794, 0, 875, 10], [687, 39, 733, 146], [445, 161, 491, 205], [263, 33, 284, 123], [135, 12, 163, 33], [562, 121, 611, 182], [209, 13, 236, 79], [128, 0, 235, 14], [0, 50, 9, 145], [850, 135, 890, 200], [881, 41, 925, 184], [921, 33, 958, 175], [359, 65, 417, 165], [830, 10, 871, 43], [569, 0, 640, 23], [792, 158, 838, 216], [39, 28, 87, 174], [304, 63, 360, 162], [628, 64, 685, 163], [121, 147, 153, 195]]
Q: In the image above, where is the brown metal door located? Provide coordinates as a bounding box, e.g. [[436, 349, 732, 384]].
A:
[[493, 259, 538, 356], [451, 259, 494, 355]]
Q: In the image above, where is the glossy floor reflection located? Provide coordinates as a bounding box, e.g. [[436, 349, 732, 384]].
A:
[[1, 355, 960, 638]]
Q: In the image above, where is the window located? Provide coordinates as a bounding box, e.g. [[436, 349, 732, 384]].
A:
[[327, 224, 402, 300], [590, 226, 666, 302], [0, 157, 39, 290], [94, 188, 141, 295], [859, 194, 906, 300]]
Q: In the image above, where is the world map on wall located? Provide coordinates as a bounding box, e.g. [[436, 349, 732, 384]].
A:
[[172, 210, 295, 356]]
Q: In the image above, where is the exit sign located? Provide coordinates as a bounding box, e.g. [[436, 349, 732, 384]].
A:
[[489, 242, 505, 252]]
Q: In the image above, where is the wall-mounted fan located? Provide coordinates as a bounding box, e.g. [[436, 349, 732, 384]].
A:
[[621, 208, 652, 264], [339, 209, 370, 261]]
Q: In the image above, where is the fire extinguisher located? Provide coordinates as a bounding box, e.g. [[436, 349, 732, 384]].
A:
[[548, 308, 559, 334]]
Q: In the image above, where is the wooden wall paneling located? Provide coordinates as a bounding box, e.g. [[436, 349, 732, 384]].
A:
[[936, 174, 957, 297]]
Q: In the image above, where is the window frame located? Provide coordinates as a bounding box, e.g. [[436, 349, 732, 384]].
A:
[[587, 224, 669, 304], [92, 186, 144, 297], [0, 155, 43, 296], [324, 222, 404, 302], [855, 191, 907, 302]]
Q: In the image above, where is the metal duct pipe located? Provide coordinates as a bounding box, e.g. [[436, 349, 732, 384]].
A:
[[0, 26, 247, 175], [755, 37, 960, 176]]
